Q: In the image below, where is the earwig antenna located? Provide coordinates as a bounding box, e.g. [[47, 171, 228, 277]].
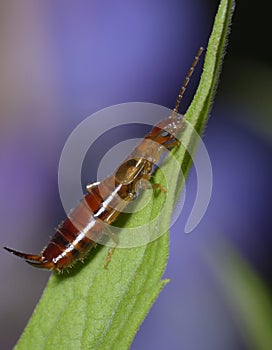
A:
[[173, 46, 204, 114]]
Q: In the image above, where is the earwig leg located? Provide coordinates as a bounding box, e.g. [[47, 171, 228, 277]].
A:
[[136, 179, 167, 193], [151, 183, 167, 193], [104, 244, 117, 269], [103, 228, 119, 269], [170, 139, 181, 148]]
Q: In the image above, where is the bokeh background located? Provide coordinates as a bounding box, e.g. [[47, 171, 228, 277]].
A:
[[0, 0, 271, 349]]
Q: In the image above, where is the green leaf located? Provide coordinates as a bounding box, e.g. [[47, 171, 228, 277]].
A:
[[208, 244, 272, 350], [15, 0, 234, 349]]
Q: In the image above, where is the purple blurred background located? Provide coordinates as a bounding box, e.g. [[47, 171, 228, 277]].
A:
[[0, 1, 271, 349]]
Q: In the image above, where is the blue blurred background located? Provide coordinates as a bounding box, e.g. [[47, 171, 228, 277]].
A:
[[0, 1, 271, 349]]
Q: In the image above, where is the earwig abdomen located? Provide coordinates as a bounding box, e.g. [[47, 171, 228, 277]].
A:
[[4, 173, 145, 271]]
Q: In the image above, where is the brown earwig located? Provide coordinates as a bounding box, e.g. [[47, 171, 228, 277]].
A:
[[4, 47, 204, 271]]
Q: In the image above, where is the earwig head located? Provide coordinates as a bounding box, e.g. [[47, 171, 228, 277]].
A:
[[3, 246, 55, 270], [149, 115, 185, 149], [173, 47, 204, 115], [155, 129, 179, 150], [149, 47, 204, 148]]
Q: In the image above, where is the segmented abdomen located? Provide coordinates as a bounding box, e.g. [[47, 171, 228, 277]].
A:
[[42, 173, 135, 269]]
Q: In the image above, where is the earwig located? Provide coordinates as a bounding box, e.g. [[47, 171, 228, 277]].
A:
[[4, 47, 204, 271]]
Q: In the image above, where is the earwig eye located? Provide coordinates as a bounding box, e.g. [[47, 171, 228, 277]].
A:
[[161, 130, 170, 138]]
